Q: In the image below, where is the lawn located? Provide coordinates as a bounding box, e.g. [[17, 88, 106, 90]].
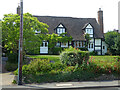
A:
[[27, 55, 60, 62], [27, 55, 120, 64]]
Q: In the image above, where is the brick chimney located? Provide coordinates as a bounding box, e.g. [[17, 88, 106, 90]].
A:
[[17, 4, 20, 16], [98, 8, 104, 33]]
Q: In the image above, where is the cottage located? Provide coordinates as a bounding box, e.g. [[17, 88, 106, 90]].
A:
[[17, 6, 107, 55]]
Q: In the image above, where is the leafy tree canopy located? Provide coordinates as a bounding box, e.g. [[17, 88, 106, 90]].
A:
[[105, 31, 120, 55], [46, 32, 72, 50], [85, 33, 91, 47], [2, 13, 48, 54]]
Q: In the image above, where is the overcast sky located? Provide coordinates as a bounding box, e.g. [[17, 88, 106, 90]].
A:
[[0, 0, 119, 33]]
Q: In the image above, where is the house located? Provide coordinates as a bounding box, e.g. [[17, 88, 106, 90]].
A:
[[17, 6, 107, 55], [113, 29, 120, 33]]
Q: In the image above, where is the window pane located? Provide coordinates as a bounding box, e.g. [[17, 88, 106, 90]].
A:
[[89, 44, 90, 48], [91, 43, 93, 48], [103, 46, 105, 49], [63, 28, 65, 33]]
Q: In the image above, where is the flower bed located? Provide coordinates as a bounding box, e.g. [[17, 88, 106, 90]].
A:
[[13, 55, 120, 84]]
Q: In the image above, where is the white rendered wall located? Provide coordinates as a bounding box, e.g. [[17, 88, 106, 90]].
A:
[[95, 39, 101, 46], [88, 39, 94, 52], [102, 41, 107, 55], [95, 47, 101, 50]]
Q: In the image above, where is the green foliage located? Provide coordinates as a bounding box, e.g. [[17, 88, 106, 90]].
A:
[[5, 62, 18, 71], [14, 59, 66, 75], [28, 55, 60, 62], [13, 55, 120, 83], [2, 13, 49, 58], [85, 33, 91, 47], [46, 33, 72, 54], [89, 56, 120, 74], [49, 47, 62, 55], [89, 51, 97, 56], [105, 31, 120, 55], [78, 47, 88, 51], [60, 46, 89, 66], [12, 80, 17, 84], [7, 53, 18, 63]]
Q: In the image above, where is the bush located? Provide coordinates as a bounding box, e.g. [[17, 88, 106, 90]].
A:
[[7, 53, 18, 63], [49, 47, 62, 55], [14, 59, 66, 75], [78, 47, 88, 51], [26, 48, 40, 55], [5, 62, 18, 71], [89, 51, 97, 56], [60, 46, 89, 66]]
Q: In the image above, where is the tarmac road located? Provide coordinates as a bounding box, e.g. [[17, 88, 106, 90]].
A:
[[1, 86, 120, 90]]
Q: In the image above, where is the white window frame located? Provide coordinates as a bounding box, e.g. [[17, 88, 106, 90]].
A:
[[57, 28, 65, 36], [85, 24, 93, 38]]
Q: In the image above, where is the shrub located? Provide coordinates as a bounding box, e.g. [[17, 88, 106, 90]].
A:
[[5, 62, 18, 71], [89, 51, 97, 56], [60, 46, 89, 66], [7, 53, 18, 63], [14, 59, 66, 75], [49, 47, 62, 55], [78, 47, 88, 51], [26, 48, 40, 55]]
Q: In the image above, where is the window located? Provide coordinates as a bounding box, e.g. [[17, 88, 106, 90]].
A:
[[56, 24, 66, 36], [82, 41, 84, 47], [103, 46, 105, 49], [91, 43, 93, 48], [57, 28, 65, 36], [85, 24, 93, 37], [45, 42, 48, 47], [76, 42, 77, 47], [88, 43, 93, 49], [89, 44, 90, 48]]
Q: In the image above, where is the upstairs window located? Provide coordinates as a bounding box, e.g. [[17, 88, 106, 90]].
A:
[[57, 28, 65, 35], [85, 24, 93, 37], [56, 24, 66, 36]]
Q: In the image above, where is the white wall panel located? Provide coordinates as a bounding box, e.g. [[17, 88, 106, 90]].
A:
[[95, 39, 101, 45]]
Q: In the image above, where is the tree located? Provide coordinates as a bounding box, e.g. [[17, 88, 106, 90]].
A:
[[114, 34, 120, 55], [105, 31, 120, 55], [2, 13, 48, 55], [85, 33, 91, 47], [46, 32, 72, 54]]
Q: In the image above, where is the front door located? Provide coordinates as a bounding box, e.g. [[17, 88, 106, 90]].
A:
[[40, 41, 48, 54]]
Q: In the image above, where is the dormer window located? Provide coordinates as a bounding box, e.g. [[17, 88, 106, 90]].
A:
[[85, 23, 93, 38], [56, 24, 66, 36]]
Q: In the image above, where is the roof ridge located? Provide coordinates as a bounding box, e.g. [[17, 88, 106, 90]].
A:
[[33, 15, 96, 19]]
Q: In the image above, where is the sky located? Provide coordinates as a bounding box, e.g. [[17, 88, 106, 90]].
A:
[[0, 0, 119, 33]]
